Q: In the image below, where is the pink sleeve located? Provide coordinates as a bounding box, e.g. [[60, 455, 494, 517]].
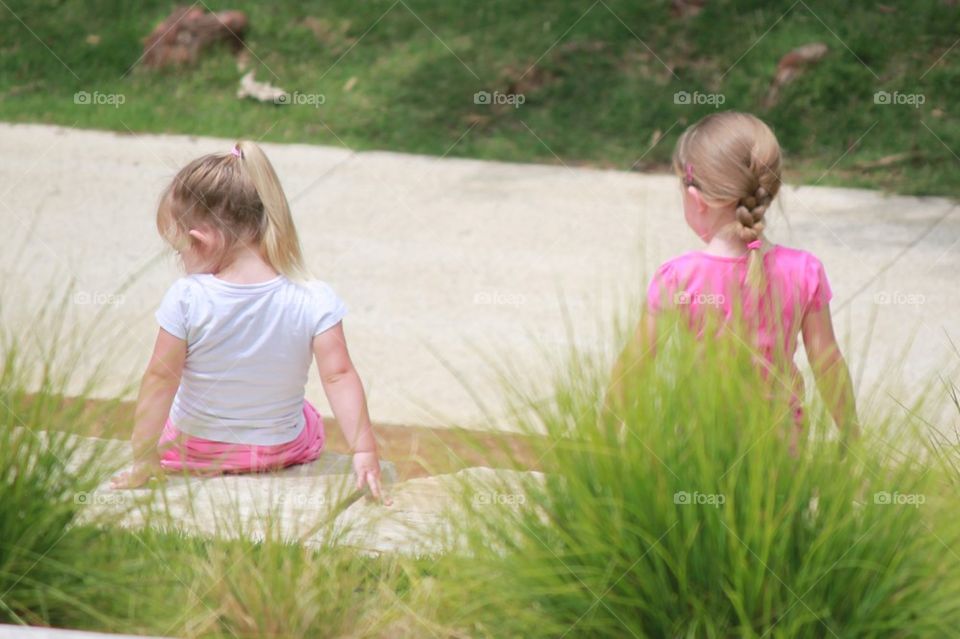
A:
[[806, 256, 833, 312], [646, 264, 674, 314]]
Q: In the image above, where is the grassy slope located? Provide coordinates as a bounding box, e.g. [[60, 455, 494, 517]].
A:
[[0, 0, 958, 196]]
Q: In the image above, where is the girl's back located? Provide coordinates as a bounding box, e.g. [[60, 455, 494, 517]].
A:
[[648, 244, 832, 364], [157, 274, 346, 445]]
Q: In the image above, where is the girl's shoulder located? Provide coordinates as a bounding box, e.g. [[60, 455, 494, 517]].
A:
[[766, 245, 833, 311], [766, 244, 829, 276], [286, 278, 342, 303], [161, 274, 204, 301], [649, 245, 830, 287], [285, 278, 348, 313], [651, 250, 703, 276], [768, 244, 824, 262], [286, 278, 348, 335], [169, 274, 339, 308], [646, 252, 702, 305]]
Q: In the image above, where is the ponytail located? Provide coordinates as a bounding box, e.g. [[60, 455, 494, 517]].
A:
[[234, 140, 309, 281]]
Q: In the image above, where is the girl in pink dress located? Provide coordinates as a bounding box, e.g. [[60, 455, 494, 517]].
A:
[[111, 141, 387, 501], [614, 112, 859, 444]]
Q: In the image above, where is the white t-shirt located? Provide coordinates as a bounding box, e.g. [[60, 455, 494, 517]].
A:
[[155, 273, 347, 445]]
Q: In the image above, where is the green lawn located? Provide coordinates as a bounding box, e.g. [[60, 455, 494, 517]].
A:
[[0, 1, 957, 192]]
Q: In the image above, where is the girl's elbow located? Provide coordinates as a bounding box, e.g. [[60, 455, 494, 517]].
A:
[[322, 366, 355, 386], [811, 346, 845, 374], [143, 364, 182, 386]]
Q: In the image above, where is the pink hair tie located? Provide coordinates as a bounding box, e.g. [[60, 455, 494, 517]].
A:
[[230, 145, 242, 158], [747, 240, 762, 251]]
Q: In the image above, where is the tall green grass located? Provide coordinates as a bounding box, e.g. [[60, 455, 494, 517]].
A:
[[5, 269, 960, 637], [0, 283, 140, 627], [439, 312, 960, 637], [0, 275, 440, 637]]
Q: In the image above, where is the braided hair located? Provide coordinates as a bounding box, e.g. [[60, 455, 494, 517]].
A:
[[673, 112, 783, 291]]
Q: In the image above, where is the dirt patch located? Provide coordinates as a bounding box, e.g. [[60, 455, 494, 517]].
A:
[[28, 393, 543, 481]]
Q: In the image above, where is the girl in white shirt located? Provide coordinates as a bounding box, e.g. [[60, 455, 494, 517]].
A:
[[111, 141, 386, 501]]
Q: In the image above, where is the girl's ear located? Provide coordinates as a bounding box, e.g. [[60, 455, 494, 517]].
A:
[[686, 185, 708, 214], [187, 226, 219, 252]]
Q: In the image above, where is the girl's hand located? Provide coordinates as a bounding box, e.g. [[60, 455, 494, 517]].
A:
[[353, 451, 390, 505], [111, 461, 162, 490]]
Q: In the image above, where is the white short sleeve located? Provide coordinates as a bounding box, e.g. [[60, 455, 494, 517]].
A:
[[155, 278, 191, 340], [308, 281, 348, 336]]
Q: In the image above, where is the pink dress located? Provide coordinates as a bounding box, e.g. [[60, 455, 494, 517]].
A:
[[158, 399, 325, 473], [646, 245, 833, 423]]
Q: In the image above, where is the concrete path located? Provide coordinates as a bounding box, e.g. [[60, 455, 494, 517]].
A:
[[1, 123, 958, 430]]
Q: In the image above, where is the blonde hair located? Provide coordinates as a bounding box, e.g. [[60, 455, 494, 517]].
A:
[[672, 112, 782, 291], [156, 140, 308, 280]]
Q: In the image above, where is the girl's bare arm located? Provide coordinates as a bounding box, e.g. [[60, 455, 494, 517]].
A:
[[801, 305, 860, 438], [312, 322, 385, 501], [112, 328, 185, 488]]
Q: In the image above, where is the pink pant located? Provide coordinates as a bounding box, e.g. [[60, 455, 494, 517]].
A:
[[158, 400, 325, 474]]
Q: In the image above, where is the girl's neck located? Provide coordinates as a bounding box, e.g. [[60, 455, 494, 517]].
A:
[[213, 244, 278, 284], [701, 225, 767, 258]]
